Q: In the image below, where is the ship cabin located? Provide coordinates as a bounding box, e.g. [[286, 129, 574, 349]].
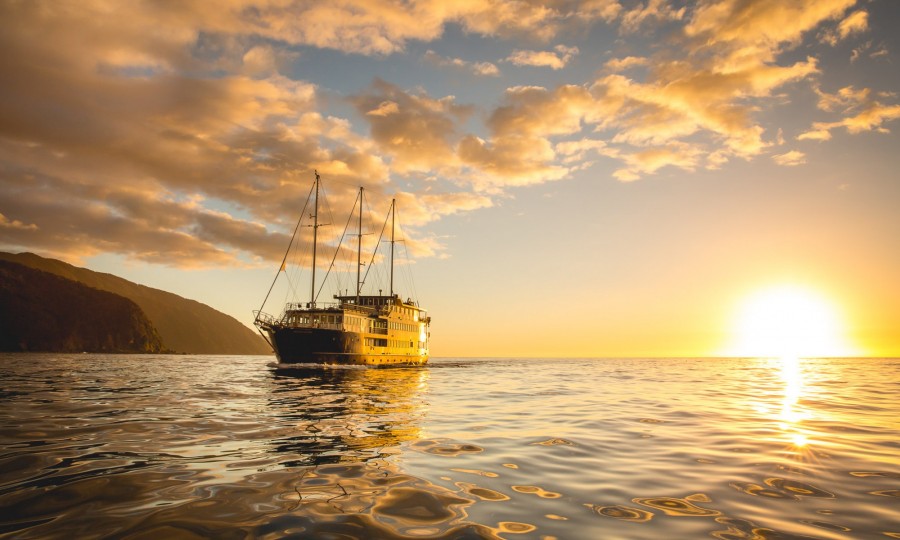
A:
[[278, 294, 430, 353]]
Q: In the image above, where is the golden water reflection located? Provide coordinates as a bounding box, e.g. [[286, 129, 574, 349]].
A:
[[267, 366, 429, 466], [777, 356, 812, 451]]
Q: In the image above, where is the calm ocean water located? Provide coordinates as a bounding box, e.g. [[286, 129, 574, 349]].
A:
[[0, 355, 898, 539]]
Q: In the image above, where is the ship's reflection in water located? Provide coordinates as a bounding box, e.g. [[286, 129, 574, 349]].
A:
[[262, 365, 501, 538], [267, 365, 428, 466]]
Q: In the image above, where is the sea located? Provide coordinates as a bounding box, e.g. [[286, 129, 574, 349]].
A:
[[0, 355, 898, 539]]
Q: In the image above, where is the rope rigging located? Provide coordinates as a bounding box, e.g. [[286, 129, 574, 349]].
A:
[[258, 171, 422, 317]]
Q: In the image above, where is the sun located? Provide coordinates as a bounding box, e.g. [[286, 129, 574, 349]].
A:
[[724, 284, 858, 358]]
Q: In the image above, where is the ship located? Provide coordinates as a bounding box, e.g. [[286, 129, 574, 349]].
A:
[[254, 171, 430, 366]]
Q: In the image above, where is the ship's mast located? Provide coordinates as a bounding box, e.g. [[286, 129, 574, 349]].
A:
[[389, 198, 395, 299], [310, 170, 320, 308], [356, 186, 363, 304]]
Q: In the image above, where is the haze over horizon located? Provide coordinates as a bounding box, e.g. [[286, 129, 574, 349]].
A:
[[2, 0, 898, 357]]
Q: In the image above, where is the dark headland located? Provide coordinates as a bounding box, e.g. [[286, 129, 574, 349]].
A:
[[0, 252, 270, 355]]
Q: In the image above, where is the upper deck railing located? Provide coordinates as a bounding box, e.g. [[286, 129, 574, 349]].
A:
[[253, 310, 276, 327], [258, 294, 429, 332]]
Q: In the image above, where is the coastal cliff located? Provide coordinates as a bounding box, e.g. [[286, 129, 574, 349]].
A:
[[0, 260, 164, 353], [0, 252, 270, 354]]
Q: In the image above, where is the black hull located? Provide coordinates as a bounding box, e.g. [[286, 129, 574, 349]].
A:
[[266, 326, 428, 367]]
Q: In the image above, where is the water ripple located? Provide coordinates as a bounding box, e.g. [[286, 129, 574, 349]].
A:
[[1, 355, 899, 538]]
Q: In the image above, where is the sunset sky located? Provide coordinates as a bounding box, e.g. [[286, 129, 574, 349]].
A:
[[2, 0, 899, 357]]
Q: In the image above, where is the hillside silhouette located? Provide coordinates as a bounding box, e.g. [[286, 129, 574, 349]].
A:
[[0, 252, 270, 354], [0, 260, 164, 353]]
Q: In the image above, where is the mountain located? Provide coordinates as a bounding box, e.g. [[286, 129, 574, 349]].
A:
[[0, 252, 271, 354], [0, 260, 164, 353]]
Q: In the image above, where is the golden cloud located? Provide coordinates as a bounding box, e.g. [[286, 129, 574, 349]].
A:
[[424, 50, 500, 77], [821, 9, 869, 46], [604, 56, 649, 72], [555, 139, 610, 164], [575, 0, 623, 22], [506, 45, 580, 70], [801, 102, 900, 139], [611, 144, 702, 182], [0, 0, 893, 268], [352, 79, 472, 175], [459, 134, 570, 189], [685, 0, 856, 55], [0, 2, 410, 267], [800, 86, 900, 140], [490, 85, 601, 136], [466, 0, 850, 183], [620, 0, 685, 33], [814, 85, 871, 112], [395, 191, 494, 228], [772, 150, 807, 167], [0, 214, 39, 232]]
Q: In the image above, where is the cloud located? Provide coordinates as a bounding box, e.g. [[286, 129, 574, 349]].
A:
[[385, 191, 494, 258], [772, 150, 807, 166], [800, 102, 900, 140], [578, 0, 853, 179], [0, 213, 39, 232], [799, 86, 900, 140], [435, 0, 860, 185], [620, 0, 686, 33], [604, 56, 649, 72], [838, 9, 869, 37], [355, 83, 593, 190], [506, 45, 580, 70], [0, 1, 530, 268], [490, 85, 601, 136], [456, 85, 603, 188], [453, 2, 573, 42], [395, 191, 494, 228], [684, 0, 856, 57], [850, 40, 890, 63], [0, 0, 890, 269], [352, 79, 472, 175], [583, 51, 817, 172], [472, 62, 501, 77], [575, 0, 624, 22], [0, 2, 406, 267], [469, 0, 853, 183], [610, 144, 702, 181], [240, 45, 299, 77], [555, 139, 610, 164], [424, 50, 500, 77], [0, 175, 236, 267], [814, 85, 871, 112], [366, 101, 401, 117], [459, 135, 570, 189], [215, 0, 619, 55], [0, 0, 579, 267], [820, 9, 869, 46], [796, 128, 832, 142]]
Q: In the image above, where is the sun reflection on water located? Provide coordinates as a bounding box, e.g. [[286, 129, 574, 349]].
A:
[[778, 356, 812, 452]]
